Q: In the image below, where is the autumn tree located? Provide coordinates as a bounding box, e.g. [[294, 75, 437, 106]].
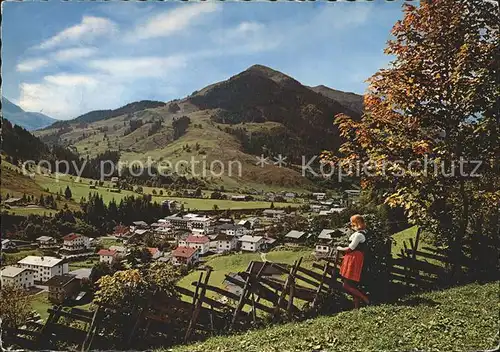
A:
[[0, 285, 32, 340], [92, 264, 181, 345], [324, 0, 499, 280]]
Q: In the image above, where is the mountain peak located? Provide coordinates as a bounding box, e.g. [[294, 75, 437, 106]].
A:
[[242, 64, 297, 85]]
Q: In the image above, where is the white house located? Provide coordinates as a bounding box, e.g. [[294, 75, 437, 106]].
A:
[[36, 236, 58, 249], [313, 193, 326, 200], [62, 233, 90, 252], [216, 224, 248, 237], [17, 256, 68, 283], [315, 229, 336, 255], [285, 192, 296, 199], [215, 233, 238, 253], [185, 235, 211, 255], [1, 266, 35, 289], [171, 246, 199, 266], [97, 249, 119, 264], [238, 235, 264, 252], [262, 209, 285, 219]]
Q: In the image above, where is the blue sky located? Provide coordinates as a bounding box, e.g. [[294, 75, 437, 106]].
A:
[[2, 1, 405, 120]]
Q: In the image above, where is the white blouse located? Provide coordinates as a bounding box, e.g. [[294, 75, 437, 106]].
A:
[[348, 231, 366, 251]]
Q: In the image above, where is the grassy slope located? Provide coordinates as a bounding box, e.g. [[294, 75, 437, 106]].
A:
[[170, 281, 499, 352], [30, 292, 51, 321], [177, 250, 313, 299], [35, 102, 312, 192]]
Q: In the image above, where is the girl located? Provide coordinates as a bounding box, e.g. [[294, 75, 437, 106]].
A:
[[336, 214, 370, 308]]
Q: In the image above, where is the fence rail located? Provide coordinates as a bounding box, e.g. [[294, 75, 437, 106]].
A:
[[8, 228, 478, 351]]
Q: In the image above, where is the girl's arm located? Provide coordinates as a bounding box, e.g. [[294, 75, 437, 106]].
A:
[[337, 233, 363, 252]]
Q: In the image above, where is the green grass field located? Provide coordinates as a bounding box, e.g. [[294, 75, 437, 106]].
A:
[[170, 281, 499, 352], [68, 256, 100, 271], [30, 292, 52, 321], [177, 249, 313, 300], [4, 249, 45, 266]]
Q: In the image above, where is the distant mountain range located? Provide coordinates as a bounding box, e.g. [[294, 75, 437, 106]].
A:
[[35, 64, 364, 189], [2, 97, 58, 131]]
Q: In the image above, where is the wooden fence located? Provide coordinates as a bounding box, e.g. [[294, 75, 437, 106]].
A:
[[8, 228, 475, 351]]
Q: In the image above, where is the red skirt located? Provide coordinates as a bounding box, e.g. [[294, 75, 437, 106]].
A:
[[340, 250, 364, 282]]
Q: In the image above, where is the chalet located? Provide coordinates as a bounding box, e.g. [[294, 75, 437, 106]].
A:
[[62, 233, 90, 252], [17, 256, 68, 283], [1, 239, 17, 250], [215, 223, 247, 237], [284, 230, 308, 244], [315, 229, 336, 255], [131, 221, 149, 229], [185, 235, 210, 255], [261, 236, 277, 250], [1, 266, 35, 289], [238, 217, 260, 230], [262, 209, 285, 219], [171, 246, 199, 266], [113, 224, 130, 237], [46, 274, 80, 304], [215, 233, 238, 253], [147, 247, 162, 259], [109, 245, 127, 256], [97, 249, 119, 264], [312, 192, 326, 200], [36, 236, 58, 249], [238, 235, 264, 252]]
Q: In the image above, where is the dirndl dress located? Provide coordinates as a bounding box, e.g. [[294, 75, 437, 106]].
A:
[[340, 249, 364, 282]]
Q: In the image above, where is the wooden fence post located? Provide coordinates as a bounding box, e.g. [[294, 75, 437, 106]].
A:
[[185, 268, 212, 343]]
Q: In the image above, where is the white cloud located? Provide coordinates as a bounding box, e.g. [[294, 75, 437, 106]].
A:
[[43, 74, 98, 86], [36, 16, 117, 50], [18, 74, 124, 119], [16, 58, 49, 72], [128, 3, 218, 41], [211, 21, 281, 55], [53, 47, 98, 61], [87, 56, 187, 78]]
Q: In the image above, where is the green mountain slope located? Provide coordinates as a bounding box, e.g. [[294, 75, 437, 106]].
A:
[[35, 65, 364, 190], [170, 282, 499, 352]]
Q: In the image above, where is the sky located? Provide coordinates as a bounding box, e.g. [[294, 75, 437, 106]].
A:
[[2, 0, 406, 120]]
